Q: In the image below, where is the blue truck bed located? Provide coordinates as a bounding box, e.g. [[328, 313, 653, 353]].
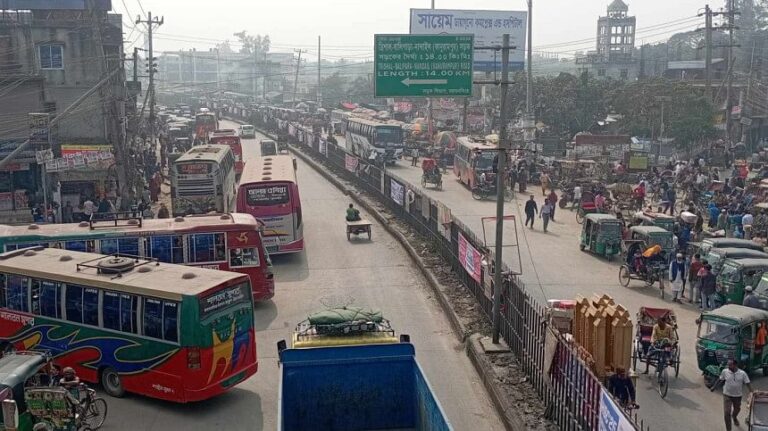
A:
[[278, 342, 452, 431]]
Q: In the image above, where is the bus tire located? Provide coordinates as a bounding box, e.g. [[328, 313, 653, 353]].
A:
[[100, 367, 125, 398], [1, 342, 16, 355]]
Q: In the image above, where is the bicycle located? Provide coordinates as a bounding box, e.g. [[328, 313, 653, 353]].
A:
[[67, 383, 108, 430], [648, 340, 675, 398]]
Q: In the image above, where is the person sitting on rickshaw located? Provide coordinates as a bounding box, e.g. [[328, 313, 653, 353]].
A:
[[643, 317, 677, 374], [60, 367, 82, 412], [633, 182, 646, 208], [595, 192, 606, 211], [346, 204, 361, 222], [608, 367, 637, 409]]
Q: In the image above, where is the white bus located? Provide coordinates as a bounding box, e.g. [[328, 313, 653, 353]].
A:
[[330, 109, 350, 135], [344, 117, 404, 164], [171, 145, 237, 216]]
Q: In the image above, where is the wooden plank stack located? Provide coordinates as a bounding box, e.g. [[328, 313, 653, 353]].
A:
[[573, 294, 633, 377]]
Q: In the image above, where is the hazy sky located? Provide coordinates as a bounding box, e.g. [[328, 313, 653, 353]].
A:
[[120, 0, 712, 59]]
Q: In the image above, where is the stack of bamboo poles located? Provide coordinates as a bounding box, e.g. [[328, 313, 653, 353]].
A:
[[573, 294, 633, 377]]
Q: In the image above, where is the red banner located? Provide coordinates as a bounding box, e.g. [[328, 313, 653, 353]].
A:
[[345, 154, 358, 173], [458, 233, 482, 283]]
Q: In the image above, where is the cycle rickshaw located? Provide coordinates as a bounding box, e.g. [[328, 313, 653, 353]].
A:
[[631, 306, 680, 398]]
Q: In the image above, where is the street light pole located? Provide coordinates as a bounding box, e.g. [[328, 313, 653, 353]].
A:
[[525, 0, 533, 144], [492, 34, 511, 345]]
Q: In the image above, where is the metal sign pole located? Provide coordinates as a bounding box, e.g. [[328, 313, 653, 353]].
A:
[[492, 34, 510, 344]]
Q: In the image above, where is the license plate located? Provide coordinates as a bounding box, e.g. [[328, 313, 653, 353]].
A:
[[266, 245, 279, 253]]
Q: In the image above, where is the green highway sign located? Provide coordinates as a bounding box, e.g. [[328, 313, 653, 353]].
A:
[[374, 34, 473, 98]]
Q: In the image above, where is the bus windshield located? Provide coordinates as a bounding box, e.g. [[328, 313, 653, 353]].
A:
[[474, 152, 495, 170], [376, 127, 402, 146], [246, 184, 290, 207]]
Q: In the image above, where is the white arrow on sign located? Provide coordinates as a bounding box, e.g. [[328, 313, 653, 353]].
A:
[[401, 78, 448, 86]]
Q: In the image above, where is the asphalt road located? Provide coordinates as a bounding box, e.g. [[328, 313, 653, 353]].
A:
[[328, 135, 752, 431], [104, 121, 503, 430]]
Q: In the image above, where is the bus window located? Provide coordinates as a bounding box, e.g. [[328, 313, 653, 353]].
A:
[[187, 233, 226, 263], [148, 236, 184, 264], [3, 275, 28, 312], [143, 298, 179, 342], [65, 240, 96, 253], [229, 248, 260, 268], [31, 280, 61, 319], [83, 288, 99, 326], [65, 285, 84, 323], [163, 302, 179, 342], [100, 238, 140, 256]]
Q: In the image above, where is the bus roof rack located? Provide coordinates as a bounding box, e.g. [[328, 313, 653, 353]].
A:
[[89, 212, 143, 230], [76, 253, 159, 279]]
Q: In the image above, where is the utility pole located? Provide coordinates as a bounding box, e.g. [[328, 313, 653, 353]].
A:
[[724, 0, 738, 143], [655, 96, 672, 141], [133, 47, 139, 82], [263, 51, 268, 101], [703, 5, 713, 99], [492, 34, 512, 345], [317, 36, 322, 106], [293, 49, 304, 104], [215, 48, 221, 92], [525, 0, 533, 145], [136, 11, 163, 149], [253, 48, 258, 98]]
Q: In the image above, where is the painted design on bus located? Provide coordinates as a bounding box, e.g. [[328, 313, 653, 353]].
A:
[[208, 309, 252, 384], [8, 321, 178, 374]]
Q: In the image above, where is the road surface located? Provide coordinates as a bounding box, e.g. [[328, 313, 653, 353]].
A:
[[105, 121, 503, 430], [330, 134, 754, 431]]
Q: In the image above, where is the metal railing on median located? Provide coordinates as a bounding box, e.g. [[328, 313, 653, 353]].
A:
[[223, 107, 651, 431]]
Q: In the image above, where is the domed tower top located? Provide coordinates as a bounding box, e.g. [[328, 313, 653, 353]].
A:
[[607, 0, 628, 17]]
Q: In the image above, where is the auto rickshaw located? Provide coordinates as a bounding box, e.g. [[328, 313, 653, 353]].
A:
[[696, 304, 768, 387], [703, 247, 768, 275], [260, 139, 278, 156], [580, 213, 622, 261], [698, 237, 765, 256], [716, 258, 768, 305], [632, 211, 676, 232], [627, 225, 676, 257]]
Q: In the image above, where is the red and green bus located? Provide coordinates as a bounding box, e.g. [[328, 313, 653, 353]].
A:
[[0, 213, 275, 301], [0, 247, 257, 402]]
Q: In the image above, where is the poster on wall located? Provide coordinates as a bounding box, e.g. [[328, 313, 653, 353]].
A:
[[437, 201, 451, 239], [390, 179, 404, 205], [345, 154, 358, 173], [458, 232, 482, 283], [598, 389, 634, 431]]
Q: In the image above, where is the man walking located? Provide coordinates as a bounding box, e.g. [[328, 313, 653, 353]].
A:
[[541, 198, 552, 232], [539, 172, 550, 196], [712, 359, 753, 431], [410, 148, 419, 167], [669, 253, 686, 303], [548, 190, 558, 222], [699, 263, 716, 310], [525, 195, 538, 229]]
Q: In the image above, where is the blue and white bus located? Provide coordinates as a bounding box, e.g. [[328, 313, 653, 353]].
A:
[[344, 117, 404, 164]]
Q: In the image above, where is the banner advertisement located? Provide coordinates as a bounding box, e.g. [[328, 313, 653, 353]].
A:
[[345, 154, 358, 173], [390, 179, 404, 205], [598, 389, 634, 431], [458, 232, 482, 283], [410, 8, 527, 71]]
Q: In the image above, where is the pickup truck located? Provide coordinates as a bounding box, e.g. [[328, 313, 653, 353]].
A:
[[277, 308, 452, 431]]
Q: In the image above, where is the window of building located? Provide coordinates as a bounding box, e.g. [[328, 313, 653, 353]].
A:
[[620, 69, 629, 79], [39, 45, 64, 69]]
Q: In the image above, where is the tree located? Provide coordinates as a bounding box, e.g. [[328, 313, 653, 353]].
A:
[[215, 40, 233, 54], [348, 76, 373, 105], [233, 31, 270, 56], [320, 72, 347, 108]]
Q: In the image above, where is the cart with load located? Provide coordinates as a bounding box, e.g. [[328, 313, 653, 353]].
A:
[[346, 219, 372, 241], [749, 390, 768, 430]]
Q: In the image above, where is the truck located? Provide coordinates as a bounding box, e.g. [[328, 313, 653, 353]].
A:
[[277, 308, 452, 431]]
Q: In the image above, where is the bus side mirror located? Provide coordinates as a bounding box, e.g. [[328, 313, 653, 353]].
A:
[[276, 339, 287, 354], [293, 159, 297, 171], [400, 334, 411, 343]]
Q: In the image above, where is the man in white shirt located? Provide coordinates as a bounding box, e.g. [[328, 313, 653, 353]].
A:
[[572, 185, 582, 210], [743, 212, 755, 239], [714, 359, 753, 431]]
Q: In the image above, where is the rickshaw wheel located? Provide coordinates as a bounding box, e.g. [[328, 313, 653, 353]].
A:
[[576, 211, 584, 224], [558, 199, 567, 209], [421, 177, 427, 187], [619, 265, 631, 287], [674, 348, 680, 378], [579, 244, 586, 251], [631, 348, 638, 371]]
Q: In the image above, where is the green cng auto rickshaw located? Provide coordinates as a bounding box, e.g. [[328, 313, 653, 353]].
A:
[[628, 226, 675, 257], [704, 247, 768, 275], [716, 258, 768, 305], [697, 305, 768, 387], [580, 213, 622, 261], [632, 211, 676, 232], [698, 238, 765, 256]]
